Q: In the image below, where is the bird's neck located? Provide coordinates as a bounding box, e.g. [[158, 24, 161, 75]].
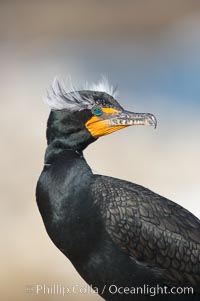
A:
[[45, 110, 96, 164], [44, 138, 86, 164], [37, 144, 94, 260]]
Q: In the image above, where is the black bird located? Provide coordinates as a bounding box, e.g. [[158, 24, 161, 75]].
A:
[[36, 78, 200, 301]]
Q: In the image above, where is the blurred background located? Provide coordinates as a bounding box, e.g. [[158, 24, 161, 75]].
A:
[[1, 0, 200, 300]]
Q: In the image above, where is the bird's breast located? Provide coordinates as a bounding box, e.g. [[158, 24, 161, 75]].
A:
[[36, 160, 103, 262]]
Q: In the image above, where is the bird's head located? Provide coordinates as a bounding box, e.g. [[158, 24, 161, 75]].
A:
[[45, 78, 157, 153]]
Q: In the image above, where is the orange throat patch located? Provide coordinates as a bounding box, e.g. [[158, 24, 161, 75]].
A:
[[85, 108, 126, 138]]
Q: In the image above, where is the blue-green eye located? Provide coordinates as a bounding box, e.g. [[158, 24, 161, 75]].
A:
[[93, 107, 103, 116]]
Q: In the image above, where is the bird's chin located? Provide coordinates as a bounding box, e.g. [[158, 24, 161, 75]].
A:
[[86, 120, 126, 138]]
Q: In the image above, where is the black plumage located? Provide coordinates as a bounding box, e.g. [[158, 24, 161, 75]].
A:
[[36, 81, 200, 300]]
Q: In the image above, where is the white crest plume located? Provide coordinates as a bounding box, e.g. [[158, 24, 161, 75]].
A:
[[84, 76, 118, 98], [45, 76, 118, 111]]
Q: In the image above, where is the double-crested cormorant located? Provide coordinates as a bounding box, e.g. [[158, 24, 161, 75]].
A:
[[36, 78, 200, 301]]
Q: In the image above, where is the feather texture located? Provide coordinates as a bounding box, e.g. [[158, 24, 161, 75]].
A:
[[45, 76, 118, 111]]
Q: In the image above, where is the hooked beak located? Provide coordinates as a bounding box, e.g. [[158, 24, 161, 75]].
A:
[[85, 108, 157, 139], [108, 111, 157, 129]]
